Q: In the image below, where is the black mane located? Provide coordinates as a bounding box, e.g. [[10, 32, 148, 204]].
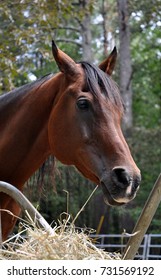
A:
[[80, 61, 124, 110], [0, 74, 53, 110]]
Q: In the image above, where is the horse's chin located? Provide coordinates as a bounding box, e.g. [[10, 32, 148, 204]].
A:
[[100, 182, 125, 206]]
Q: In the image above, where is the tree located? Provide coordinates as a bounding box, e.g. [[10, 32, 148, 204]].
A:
[[78, 0, 93, 62], [0, 0, 95, 93], [117, 0, 133, 135]]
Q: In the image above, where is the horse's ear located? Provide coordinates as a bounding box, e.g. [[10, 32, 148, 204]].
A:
[[52, 40, 78, 76], [99, 47, 117, 75]]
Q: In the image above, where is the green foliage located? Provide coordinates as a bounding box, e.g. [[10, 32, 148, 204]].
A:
[[0, 0, 95, 92], [130, 14, 161, 129], [129, 128, 161, 232]]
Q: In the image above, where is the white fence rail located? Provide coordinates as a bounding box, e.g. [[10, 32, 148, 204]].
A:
[[90, 234, 161, 260]]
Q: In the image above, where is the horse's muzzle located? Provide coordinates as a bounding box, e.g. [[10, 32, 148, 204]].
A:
[[100, 167, 141, 206]]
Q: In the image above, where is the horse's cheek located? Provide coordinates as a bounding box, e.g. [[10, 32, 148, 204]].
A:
[[48, 115, 74, 164]]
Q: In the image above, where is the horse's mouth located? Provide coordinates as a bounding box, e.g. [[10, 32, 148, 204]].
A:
[[101, 182, 125, 206]]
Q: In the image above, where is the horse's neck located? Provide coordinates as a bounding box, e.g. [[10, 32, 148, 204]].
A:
[[0, 75, 60, 188]]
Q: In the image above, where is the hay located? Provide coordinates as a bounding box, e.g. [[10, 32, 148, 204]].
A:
[[0, 214, 121, 260], [0, 186, 121, 260]]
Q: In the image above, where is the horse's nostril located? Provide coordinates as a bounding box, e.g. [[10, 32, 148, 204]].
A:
[[112, 167, 131, 188], [133, 175, 141, 190]]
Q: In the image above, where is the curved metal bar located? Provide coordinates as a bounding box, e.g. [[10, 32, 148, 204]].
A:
[[0, 181, 54, 235]]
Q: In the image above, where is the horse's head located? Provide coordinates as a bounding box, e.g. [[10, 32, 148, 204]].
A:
[[48, 41, 141, 206]]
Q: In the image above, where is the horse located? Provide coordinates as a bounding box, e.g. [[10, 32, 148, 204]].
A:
[[0, 40, 141, 241]]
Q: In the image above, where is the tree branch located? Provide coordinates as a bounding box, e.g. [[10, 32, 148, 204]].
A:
[[52, 26, 80, 33], [56, 38, 82, 47]]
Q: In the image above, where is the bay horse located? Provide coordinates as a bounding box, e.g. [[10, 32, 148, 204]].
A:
[[0, 40, 141, 241]]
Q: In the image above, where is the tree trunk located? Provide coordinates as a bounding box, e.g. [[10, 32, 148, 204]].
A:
[[117, 0, 133, 135], [101, 0, 109, 57], [79, 0, 93, 62]]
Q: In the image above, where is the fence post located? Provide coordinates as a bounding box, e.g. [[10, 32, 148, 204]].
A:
[[123, 173, 161, 260]]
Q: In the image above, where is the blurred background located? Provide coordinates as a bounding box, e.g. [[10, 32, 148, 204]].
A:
[[0, 0, 160, 235]]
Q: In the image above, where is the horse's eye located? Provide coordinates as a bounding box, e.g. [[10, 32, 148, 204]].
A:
[[77, 98, 89, 110]]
